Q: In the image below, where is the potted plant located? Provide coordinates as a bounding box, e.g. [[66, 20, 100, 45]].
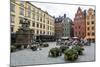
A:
[[60, 45, 69, 53], [11, 45, 16, 52], [72, 45, 84, 55], [64, 49, 78, 61], [31, 45, 37, 51], [48, 47, 62, 57], [41, 43, 49, 47]]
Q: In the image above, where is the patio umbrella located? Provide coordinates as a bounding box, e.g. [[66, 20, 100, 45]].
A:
[[61, 37, 69, 39], [72, 37, 79, 40], [73, 37, 78, 39]]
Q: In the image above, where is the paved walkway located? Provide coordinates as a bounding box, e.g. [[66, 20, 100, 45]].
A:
[[10, 42, 95, 66]]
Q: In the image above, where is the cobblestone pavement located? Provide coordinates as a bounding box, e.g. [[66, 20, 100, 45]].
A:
[[10, 42, 95, 66]]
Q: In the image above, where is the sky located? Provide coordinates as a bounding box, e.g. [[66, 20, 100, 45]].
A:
[[31, 1, 95, 20], [21, 0, 95, 20]]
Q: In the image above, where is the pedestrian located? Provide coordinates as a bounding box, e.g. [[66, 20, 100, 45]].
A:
[[38, 39, 42, 50], [88, 40, 91, 46], [38, 44, 42, 50]]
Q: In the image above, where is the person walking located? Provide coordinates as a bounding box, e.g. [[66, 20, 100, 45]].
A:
[[38, 39, 42, 50], [88, 40, 91, 46]]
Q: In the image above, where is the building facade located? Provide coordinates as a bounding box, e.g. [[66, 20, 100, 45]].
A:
[[62, 14, 73, 37], [54, 16, 63, 39], [73, 7, 86, 39], [85, 8, 95, 42], [10, 0, 55, 36]]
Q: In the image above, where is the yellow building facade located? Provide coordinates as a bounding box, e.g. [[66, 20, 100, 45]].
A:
[[10, 0, 55, 36], [85, 8, 95, 42]]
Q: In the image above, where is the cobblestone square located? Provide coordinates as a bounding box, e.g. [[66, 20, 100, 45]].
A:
[[10, 42, 95, 66]]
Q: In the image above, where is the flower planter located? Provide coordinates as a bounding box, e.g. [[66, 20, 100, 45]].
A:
[[48, 47, 62, 57], [72, 45, 84, 55], [60, 45, 69, 53], [64, 49, 78, 61]]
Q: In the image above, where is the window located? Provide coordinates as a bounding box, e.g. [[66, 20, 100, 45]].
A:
[[32, 21, 35, 27], [11, 3, 15, 12], [11, 25, 14, 32], [92, 27, 94, 30], [44, 14, 45, 17], [11, 15, 15, 23], [27, 20, 30, 26], [87, 22, 89, 25], [48, 20, 49, 24], [40, 24, 42, 28], [40, 17, 42, 22], [19, 17, 24, 24], [37, 23, 39, 28], [91, 21, 94, 24], [20, 8, 24, 15], [79, 26, 80, 29], [87, 27, 90, 30], [87, 32, 90, 36], [92, 32, 95, 36], [32, 13, 35, 19], [43, 25, 45, 29]]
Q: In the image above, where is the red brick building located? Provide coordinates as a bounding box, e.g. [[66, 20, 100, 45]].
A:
[[73, 7, 86, 38]]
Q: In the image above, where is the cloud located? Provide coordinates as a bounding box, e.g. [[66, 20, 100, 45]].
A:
[[31, 1, 95, 21]]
